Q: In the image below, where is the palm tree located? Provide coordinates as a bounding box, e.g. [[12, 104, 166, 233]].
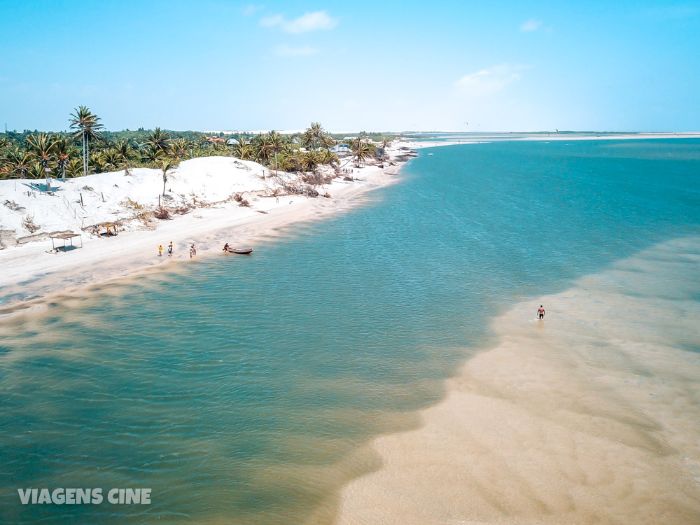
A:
[[91, 151, 105, 173], [231, 137, 254, 160], [317, 148, 338, 167], [114, 138, 133, 174], [303, 150, 322, 171], [54, 137, 72, 181], [170, 138, 189, 160], [65, 158, 83, 178], [252, 134, 270, 164], [26, 133, 57, 188], [256, 131, 284, 172], [350, 137, 375, 166], [4, 147, 33, 179], [69, 106, 103, 177], [143, 144, 163, 165], [145, 128, 170, 156], [28, 161, 47, 180], [26, 133, 57, 161], [97, 149, 122, 172], [302, 122, 334, 151], [161, 159, 175, 196]]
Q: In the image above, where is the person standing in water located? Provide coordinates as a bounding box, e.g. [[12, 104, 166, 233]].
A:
[[158, 244, 163, 257], [537, 305, 546, 320], [167, 241, 173, 256], [189, 243, 196, 258]]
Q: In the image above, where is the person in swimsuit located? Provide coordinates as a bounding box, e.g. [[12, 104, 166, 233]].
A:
[[537, 305, 545, 319], [167, 241, 173, 256], [158, 244, 163, 257], [189, 243, 196, 258], [223, 243, 230, 252]]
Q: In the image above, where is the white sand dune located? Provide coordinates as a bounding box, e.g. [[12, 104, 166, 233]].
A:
[[0, 156, 298, 239], [335, 236, 700, 525]]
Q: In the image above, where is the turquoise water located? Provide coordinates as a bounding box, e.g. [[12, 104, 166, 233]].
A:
[[1, 139, 699, 524]]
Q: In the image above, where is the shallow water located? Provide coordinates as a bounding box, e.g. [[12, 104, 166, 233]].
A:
[[1, 139, 699, 524], [336, 235, 700, 525]]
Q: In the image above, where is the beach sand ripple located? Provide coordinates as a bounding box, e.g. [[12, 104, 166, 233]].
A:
[[335, 236, 700, 525]]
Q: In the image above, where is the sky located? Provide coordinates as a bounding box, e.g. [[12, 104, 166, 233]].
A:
[[1, 0, 699, 132]]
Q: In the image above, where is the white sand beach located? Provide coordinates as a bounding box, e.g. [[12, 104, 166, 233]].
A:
[[0, 143, 416, 315], [335, 236, 700, 525]]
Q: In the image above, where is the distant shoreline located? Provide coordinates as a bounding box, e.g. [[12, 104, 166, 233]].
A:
[[403, 131, 700, 146]]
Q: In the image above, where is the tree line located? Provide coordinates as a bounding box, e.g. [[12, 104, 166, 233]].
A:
[[0, 106, 390, 181]]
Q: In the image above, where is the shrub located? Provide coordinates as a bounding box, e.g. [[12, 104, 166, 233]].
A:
[[301, 171, 333, 186], [121, 198, 144, 210], [154, 207, 171, 220], [22, 215, 40, 233], [173, 205, 191, 215], [133, 210, 154, 226]]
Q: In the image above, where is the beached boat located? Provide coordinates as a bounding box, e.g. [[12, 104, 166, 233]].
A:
[[226, 247, 253, 255]]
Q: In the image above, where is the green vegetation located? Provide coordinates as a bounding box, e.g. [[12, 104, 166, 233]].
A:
[[69, 105, 104, 177], [0, 108, 398, 180]]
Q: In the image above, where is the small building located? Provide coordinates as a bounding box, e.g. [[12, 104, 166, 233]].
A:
[[330, 144, 351, 156]]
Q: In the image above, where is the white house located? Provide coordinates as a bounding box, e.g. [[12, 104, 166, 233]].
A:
[[330, 144, 351, 156]]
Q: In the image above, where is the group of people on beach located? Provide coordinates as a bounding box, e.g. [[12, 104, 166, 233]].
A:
[[157, 241, 197, 258]]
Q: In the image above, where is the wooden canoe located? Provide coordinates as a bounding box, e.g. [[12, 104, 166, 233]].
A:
[[228, 247, 253, 255]]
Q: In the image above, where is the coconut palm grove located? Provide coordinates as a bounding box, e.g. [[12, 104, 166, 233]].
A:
[[0, 106, 392, 181]]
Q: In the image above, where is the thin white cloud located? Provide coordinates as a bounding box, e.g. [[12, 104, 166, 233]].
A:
[[260, 11, 338, 34], [243, 4, 264, 16], [520, 18, 542, 32], [274, 44, 319, 57], [454, 64, 527, 97]]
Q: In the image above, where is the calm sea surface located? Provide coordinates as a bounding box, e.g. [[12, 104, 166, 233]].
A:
[[1, 139, 699, 524]]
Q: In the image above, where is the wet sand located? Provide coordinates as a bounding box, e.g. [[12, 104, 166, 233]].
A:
[[335, 236, 700, 524]]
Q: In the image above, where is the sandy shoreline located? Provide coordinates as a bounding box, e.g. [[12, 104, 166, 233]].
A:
[[334, 236, 700, 525], [0, 151, 413, 319]]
